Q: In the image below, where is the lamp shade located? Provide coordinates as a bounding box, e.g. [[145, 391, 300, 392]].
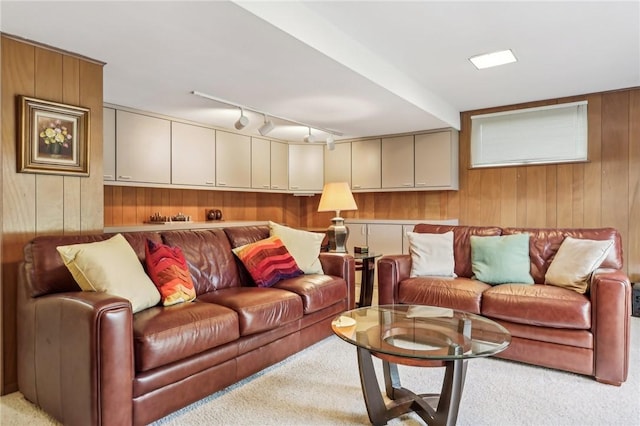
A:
[[318, 182, 357, 213]]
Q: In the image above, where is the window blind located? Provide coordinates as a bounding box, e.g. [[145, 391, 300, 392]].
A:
[[470, 101, 588, 168]]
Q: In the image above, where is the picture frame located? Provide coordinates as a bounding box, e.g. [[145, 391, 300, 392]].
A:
[[18, 95, 90, 176]]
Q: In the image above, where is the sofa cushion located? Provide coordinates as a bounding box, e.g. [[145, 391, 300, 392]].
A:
[[133, 302, 240, 372], [412, 224, 502, 278], [397, 277, 491, 314], [145, 239, 196, 306], [470, 233, 534, 285], [232, 236, 304, 288], [544, 236, 613, 294], [56, 233, 161, 313], [198, 287, 304, 336], [407, 231, 456, 277], [482, 284, 591, 329], [274, 274, 347, 314], [269, 221, 324, 274]]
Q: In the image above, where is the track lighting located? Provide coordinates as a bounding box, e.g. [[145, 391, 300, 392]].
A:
[[234, 108, 249, 130], [326, 135, 335, 151], [258, 115, 274, 136], [304, 127, 315, 143]]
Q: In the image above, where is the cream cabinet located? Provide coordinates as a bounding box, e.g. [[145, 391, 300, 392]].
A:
[[116, 110, 171, 184], [351, 139, 381, 190], [382, 135, 414, 189], [270, 141, 288, 191], [216, 131, 251, 188], [414, 130, 459, 190], [171, 122, 215, 187], [324, 143, 351, 186], [288, 144, 324, 192], [251, 137, 271, 190], [103, 107, 116, 181]]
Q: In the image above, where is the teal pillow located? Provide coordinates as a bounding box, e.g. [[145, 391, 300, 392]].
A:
[[470, 233, 534, 285]]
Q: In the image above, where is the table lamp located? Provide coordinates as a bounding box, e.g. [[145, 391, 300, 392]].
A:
[[317, 182, 358, 253]]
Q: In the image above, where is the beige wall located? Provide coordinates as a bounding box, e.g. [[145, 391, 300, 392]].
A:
[[1, 35, 104, 394]]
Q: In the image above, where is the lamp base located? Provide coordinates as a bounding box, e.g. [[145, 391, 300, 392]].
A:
[[326, 217, 349, 253]]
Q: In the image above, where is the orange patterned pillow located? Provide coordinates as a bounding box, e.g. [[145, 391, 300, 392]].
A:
[[145, 239, 196, 306], [232, 236, 303, 287]]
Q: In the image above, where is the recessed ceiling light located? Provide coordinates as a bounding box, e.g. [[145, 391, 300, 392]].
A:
[[469, 49, 517, 70]]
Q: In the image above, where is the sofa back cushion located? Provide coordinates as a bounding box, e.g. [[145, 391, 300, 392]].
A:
[[24, 232, 161, 298], [502, 227, 623, 284], [412, 224, 502, 278], [161, 229, 241, 294]]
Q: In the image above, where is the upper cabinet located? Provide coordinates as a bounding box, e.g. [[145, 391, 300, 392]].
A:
[[270, 141, 288, 191], [415, 130, 459, 190], [289, 144, 324, 192], [251, 137, 271, 190], [171, 122, 216, 187], [216, 131, 251, 188], [324, 142, 351, 187], [382, 135, 414, 189], [352, 139, 381, 190], [116, 110, 171, 184], [103, 107, 116, 181]]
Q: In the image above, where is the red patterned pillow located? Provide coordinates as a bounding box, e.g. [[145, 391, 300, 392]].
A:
[[232, 236, 303, 288], [145, 239, 196, 306]]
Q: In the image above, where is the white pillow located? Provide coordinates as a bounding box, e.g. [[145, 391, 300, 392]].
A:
[[545, 236, 614, 294], [269, 221, 324, 274], [408, 231, 456, 277], [57, 233, 161, 313]]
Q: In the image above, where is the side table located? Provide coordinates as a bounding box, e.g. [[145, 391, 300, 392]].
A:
[[353, 252, 382, 307]]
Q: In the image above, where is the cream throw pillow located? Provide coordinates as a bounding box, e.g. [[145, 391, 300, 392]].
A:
[[544, 236, 614, 294], [57, 233, 161, 313], [408, 231, 457, 277], [269, 221, 324, 274]]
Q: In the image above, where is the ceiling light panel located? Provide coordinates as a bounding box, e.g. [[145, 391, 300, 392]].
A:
[[469, 49, 517, 70]]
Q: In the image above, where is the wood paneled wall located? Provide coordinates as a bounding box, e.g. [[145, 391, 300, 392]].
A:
[[1, 35, 104, 394]]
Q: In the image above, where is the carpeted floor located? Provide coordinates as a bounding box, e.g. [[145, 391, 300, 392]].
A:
[[2, 317, 639, 426]]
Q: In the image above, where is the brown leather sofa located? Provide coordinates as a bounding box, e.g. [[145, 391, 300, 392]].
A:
[[378, 224, 631, 386], [17, 225, 355, 425]]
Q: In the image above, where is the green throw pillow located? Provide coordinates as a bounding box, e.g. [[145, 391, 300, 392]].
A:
[[470, 233, 534, 285]]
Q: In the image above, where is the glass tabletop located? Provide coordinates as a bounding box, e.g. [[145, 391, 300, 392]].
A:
[[352, 252, 382, 261], [331, 304, 511, 361]]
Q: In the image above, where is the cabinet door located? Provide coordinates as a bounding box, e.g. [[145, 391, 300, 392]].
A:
[[216, 131, 251, 188], [116, 110, 171, 184], [103, 107, 116, 181], [415, 131, 459, 189], [382, 135, 414, 188], [251, 137, 271, 190], [324, 143, 351, 186], [171, 122, 215, 186], [352, 139, 381, 190], [346, 223, 368, 254], [367, 224, 404, 256], [270, 141, 288, 191], [289, 144, 324, 191]]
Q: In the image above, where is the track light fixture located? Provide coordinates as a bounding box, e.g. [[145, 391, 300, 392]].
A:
[[326, 135, 335, 151], [191, 90, 343, 141], [303, 127, 315, 143], [258, 114, 275, 136], [234, 108, 249, 130]]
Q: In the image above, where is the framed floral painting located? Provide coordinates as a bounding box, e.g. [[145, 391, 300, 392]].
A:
[[18, 95, 90, 176]]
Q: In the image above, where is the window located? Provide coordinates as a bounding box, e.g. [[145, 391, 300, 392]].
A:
[[470, 101, 588, 168]]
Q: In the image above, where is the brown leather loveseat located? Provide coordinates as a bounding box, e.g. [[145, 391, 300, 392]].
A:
[[378, 224, 631, 386], [17, 225, 355, 425]]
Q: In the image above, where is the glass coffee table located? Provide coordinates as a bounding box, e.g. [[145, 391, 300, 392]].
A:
[[331, 305, 511, 426]]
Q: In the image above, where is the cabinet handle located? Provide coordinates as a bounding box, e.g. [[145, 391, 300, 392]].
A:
[[205, 181, 214, 185], [103, 174, 113, 179], [263, 184, 270, 188], [271, 185, 279, 189], [118, 175, 131, 180], [416, 182, 427, 186], [218, 182, 227, 186], [403, 183, 412, 187], [290, 186, 299, 189], [353, 185, 361, 189]]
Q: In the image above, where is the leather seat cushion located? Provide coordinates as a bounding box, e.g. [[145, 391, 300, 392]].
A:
[[274, 274, 347, 314], [398, 277, 491, 314], [133, 302, 240, 372], [198, 287, 303, 336], [482, 284, 591, 329]]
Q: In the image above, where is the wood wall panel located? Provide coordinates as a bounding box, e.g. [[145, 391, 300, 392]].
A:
[[629, 90, 640, 280], [1, 35, 104, 394]]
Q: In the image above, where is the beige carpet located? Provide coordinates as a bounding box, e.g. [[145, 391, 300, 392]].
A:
[[2, 317, 639, 426]]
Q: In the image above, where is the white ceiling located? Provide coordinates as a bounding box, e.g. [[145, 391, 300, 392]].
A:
[[1, 1, 638, 142]]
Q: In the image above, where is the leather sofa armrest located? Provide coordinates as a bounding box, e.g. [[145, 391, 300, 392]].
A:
[[589, 268, 631, 385], [377, 255, 412, 305], [18, 283, 135, 425], [319, 253, 356, 309]]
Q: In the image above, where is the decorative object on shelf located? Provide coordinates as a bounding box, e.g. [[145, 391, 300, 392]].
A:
[[206, 209, 223, 221], [18, 95, 90, 176], [171, 212, 191, 222], [317, 182, 358, 253], [145, 212, 192, 224], [354, 246, 369, 254]]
